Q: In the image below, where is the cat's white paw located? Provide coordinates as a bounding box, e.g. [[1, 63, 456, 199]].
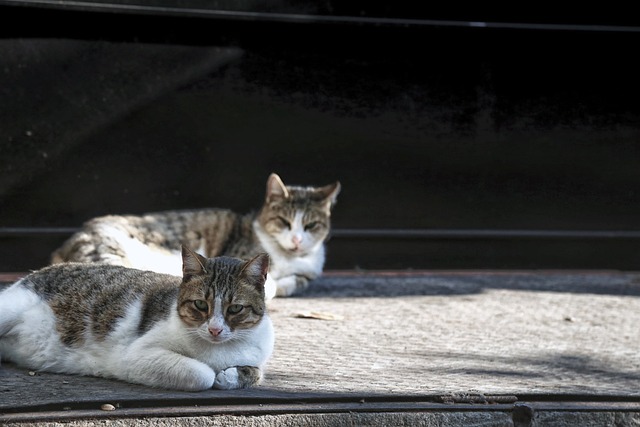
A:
[[275, 275, 297, 297], [213, 366, 262, 389], [264, 274, 277, 301], [214, 367, 240, 390]]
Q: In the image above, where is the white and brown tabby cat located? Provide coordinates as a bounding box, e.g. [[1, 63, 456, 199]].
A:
[[51, 173, 341, 299], [0, 246, 274, 391]]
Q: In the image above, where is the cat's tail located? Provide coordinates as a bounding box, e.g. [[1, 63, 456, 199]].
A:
[[0, 280, 35, 337], [0, 279, 35, 366]]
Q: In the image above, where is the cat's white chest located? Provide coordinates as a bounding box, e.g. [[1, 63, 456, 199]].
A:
[[253, 221, 325, 279]]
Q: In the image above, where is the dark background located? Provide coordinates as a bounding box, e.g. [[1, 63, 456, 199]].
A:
[[1, 3, 640, 272]]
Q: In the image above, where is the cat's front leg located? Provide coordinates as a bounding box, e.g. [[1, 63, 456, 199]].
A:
[[275, 274, 311, 297], [214, 366, 262, 389], [123, 349, 216, 391]]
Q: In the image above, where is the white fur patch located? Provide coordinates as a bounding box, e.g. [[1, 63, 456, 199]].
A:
[[96, 224, 183, 275], [0, 280, 39, 336], [0, 280, 66, 370], [264, 275, 277, 301], [214, 367, 239, 389], [274, 276, 298, 297]]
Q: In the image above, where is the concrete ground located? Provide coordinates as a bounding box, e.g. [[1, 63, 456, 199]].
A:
[[1, 270, 640, 426]]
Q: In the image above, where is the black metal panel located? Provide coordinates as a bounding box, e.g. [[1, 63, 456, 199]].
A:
[[1, 4, 640, 271]]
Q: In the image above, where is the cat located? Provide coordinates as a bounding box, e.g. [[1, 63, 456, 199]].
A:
[[0, 246, 274, 391], [51, 173, 341, 299]]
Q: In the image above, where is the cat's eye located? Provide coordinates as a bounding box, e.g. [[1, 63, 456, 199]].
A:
[[194, 300, 208, 311], [227, 304, 244, 315], [304, 222, 320, 231], [277, 216, 291, 229]]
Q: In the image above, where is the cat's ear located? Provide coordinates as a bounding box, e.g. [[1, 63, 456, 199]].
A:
[[266, 173, 289, 201], [319, 181, 341, 210], [240, 253, 270, 290], [181, 245, 208, 278]]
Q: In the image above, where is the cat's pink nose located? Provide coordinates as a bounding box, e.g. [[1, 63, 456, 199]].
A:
[[209, 327, 223, 337], [292, 235, 302, 246]]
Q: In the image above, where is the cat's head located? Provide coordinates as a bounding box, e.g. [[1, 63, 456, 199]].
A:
[[177, 246, 269, 344], [256, 173, 341, 256]]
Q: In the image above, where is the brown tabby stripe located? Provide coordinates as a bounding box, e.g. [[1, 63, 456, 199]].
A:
[[24, 263, 180, 346]]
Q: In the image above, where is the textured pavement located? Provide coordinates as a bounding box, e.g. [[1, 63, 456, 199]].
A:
[[266, 271, 640, 396], [1, 270, 640, 425]]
